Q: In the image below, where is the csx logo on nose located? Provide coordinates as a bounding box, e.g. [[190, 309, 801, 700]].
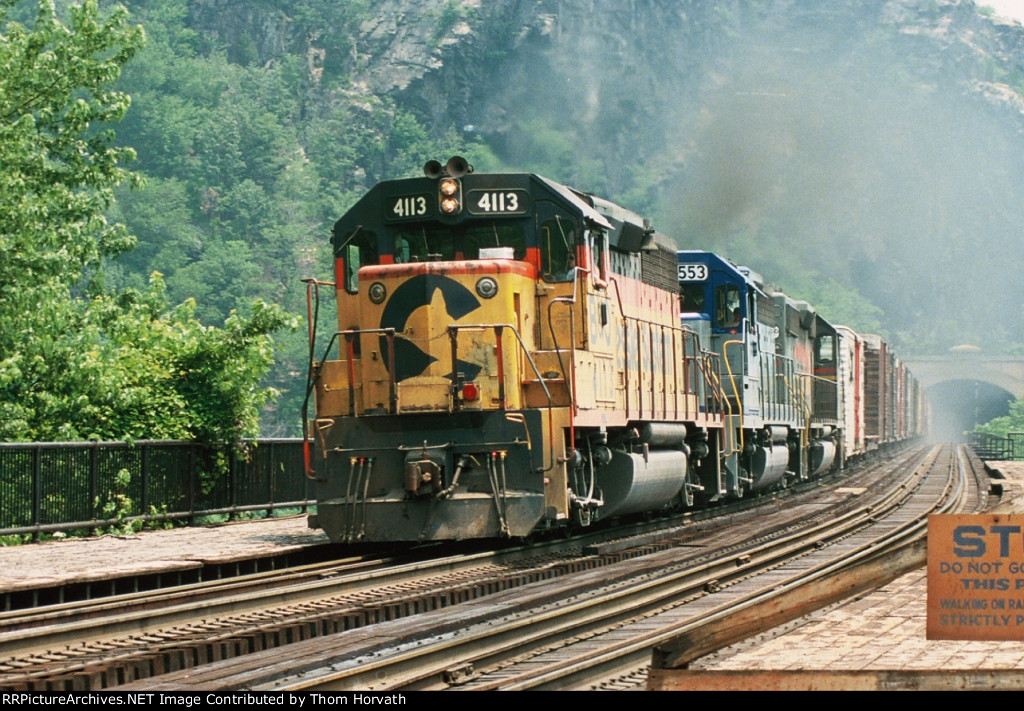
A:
[[379, 275, 484, 382]]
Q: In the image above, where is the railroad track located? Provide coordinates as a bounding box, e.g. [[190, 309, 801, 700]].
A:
[[0, 443, 977, 691], [471, 443, 989, 691], [129, 443, 981, 692], [0, 537, 606, 689]]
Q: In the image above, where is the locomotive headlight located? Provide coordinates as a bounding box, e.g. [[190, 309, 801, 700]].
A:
[[368, 282, 387, 304], [438, 178, 462, 214], [475, 276, 498, 299]]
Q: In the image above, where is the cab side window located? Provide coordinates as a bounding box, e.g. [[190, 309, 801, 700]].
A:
[[716, 284, 742, 328], [337, 229, 378, 294], [817, 334, 835, 364], [344, 243, 360, 293], [590, 229, 607, 284], [540, 213, 578, 282]]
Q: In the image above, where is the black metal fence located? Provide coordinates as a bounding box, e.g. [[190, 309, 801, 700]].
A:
[[968, 432, 1024, 461], [0, 439, 313, 540]]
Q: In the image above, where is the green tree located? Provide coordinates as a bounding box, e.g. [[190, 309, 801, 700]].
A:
[[0, 0, 143, 290], [1, 0, 144, 439], [975, 399, 1024, 440], [0, 0, 295, 444]]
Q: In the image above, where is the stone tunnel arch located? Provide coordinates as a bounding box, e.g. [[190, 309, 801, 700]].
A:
[[926, 379, 1014, 442], [903, 347, 1024, 442]]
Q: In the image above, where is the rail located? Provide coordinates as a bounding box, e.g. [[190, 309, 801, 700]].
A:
[[147, 444, 952, 691], [17, 444, 951, 690]]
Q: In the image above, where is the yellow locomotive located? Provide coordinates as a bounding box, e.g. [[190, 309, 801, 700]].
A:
[[303, 157, 725, 543]]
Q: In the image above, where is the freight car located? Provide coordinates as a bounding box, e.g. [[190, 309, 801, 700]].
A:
[[302, 158, 926, 544]]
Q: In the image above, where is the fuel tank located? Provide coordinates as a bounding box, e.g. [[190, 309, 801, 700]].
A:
[[597, 449, 688, 518], [808, 439, 837, 477], [748, 443, 789, 490]]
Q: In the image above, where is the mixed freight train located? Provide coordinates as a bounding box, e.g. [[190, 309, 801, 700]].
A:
[[302, 157, 927, 544]]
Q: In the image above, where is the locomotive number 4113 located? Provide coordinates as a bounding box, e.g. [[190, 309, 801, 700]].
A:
[[389, 195, 428, 218], [467, 189, 529, 215]]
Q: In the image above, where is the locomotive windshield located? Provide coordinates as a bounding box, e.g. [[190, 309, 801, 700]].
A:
[[680, 284, 706, 313], [392, 220, 527, 263], [336, 219, 531, 293]]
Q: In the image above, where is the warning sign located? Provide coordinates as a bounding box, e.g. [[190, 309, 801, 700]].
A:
[[927, 513, 1024, 640]]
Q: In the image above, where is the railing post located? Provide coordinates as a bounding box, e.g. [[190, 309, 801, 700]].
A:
[[90, 442, 99, 534], [142, 443, 150, 520], [187, 443, 196, 526], [345, 332, 357, 415], [671, 328, 679, 419], [32, 445, 41, 543], [449, 326, 461, 412], [495, 325, 507, 409], [636, 321, 643, 417], [386, 329, 397, 413], [624, 323, 630, 418], [268, 440, 276, 518], [229, 445, 238, 521]]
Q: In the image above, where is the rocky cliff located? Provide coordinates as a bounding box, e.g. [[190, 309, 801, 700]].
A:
[[176, 1, 1024, 192], [132, 0, 1024, 360]]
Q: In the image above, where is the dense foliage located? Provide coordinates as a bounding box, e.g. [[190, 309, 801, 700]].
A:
[[101, 0, 494, 435], [8, 1, 1022, 440], [973, 399, 1024, 440], [0, 0, 294, 444]]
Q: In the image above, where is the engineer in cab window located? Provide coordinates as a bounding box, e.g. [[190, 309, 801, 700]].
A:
[[558, 252, 577, 281]]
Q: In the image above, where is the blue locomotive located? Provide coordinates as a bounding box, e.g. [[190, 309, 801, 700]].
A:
[[678, 250, 923, 503]]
